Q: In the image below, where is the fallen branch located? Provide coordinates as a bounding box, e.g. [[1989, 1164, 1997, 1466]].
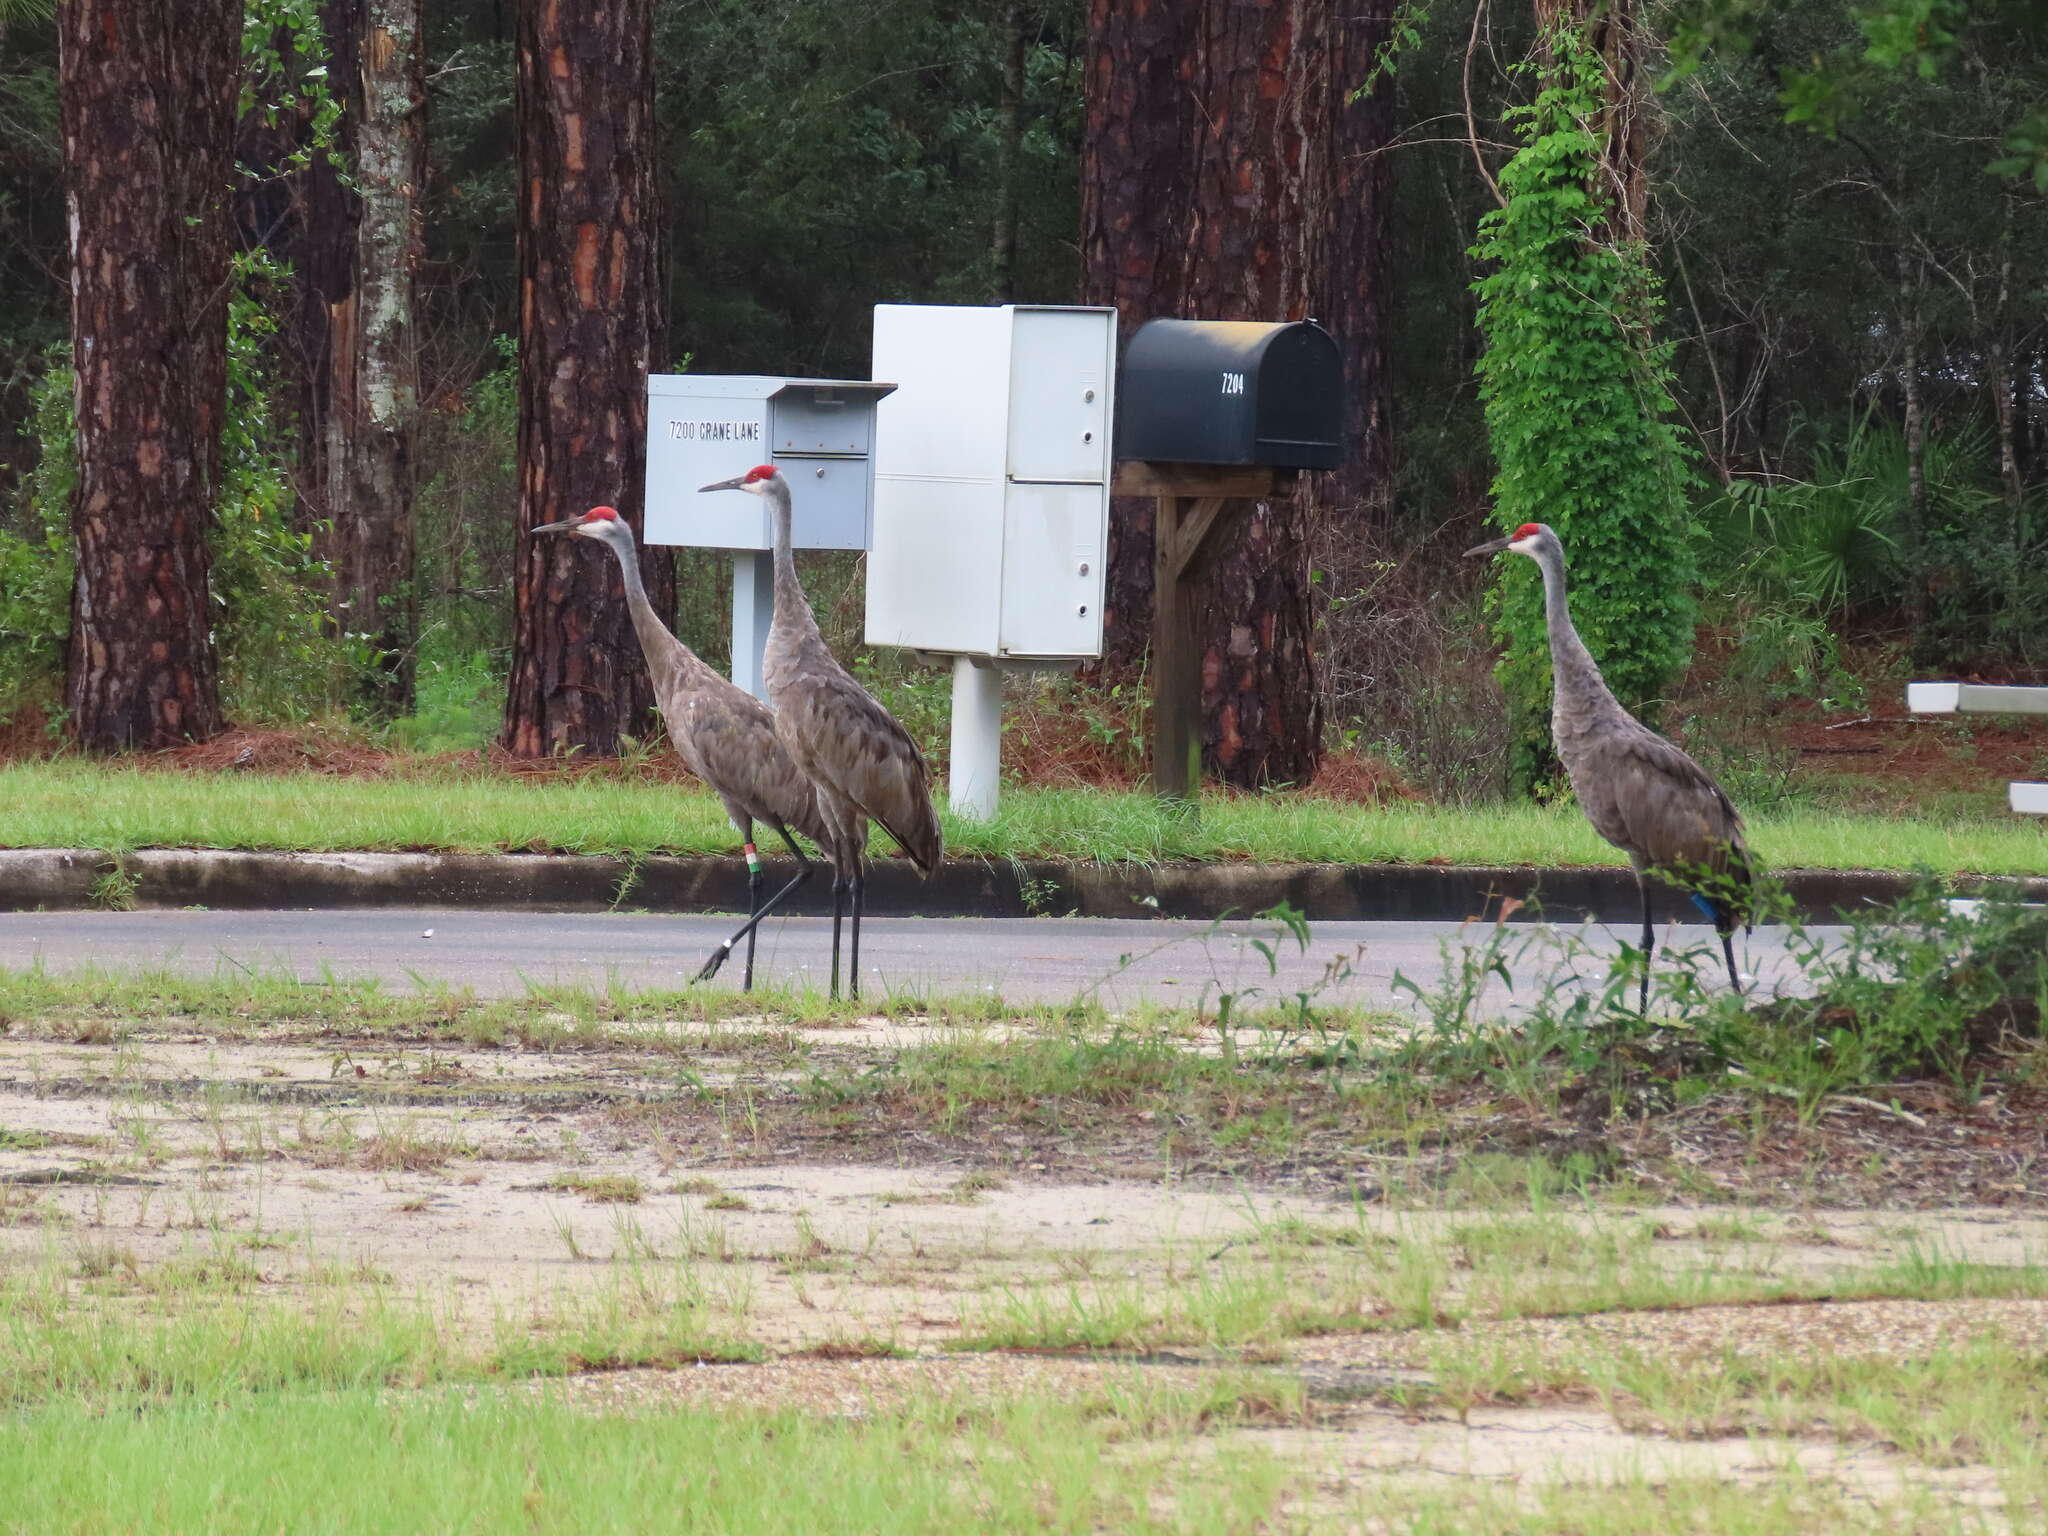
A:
[[1822, 1093, 1929, 1130]]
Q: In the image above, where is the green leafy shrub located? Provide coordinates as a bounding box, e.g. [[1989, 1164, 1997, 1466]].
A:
[[1471, 25, 1698, 796], [1704, 882, 2048, 1102], [0, 350, 75, 725], [213, 251, 352, 722]]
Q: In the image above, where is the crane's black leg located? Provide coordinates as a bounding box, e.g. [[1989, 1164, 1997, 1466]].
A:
[[829, 872, 846, 1000], [740, 821, 761, 993], [848, 870, 864, 1002], [696, 823, 817, 984], [1720, 930, 1743, 995], [1638, 878, 1655, 1015]]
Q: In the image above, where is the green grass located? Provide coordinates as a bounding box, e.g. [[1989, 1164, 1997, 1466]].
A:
[[0, 1260, 756, 1410], [0, 1384, 1293, 1535], [953, 1215, 2048, 1359], [2, 760, 2044, 872]]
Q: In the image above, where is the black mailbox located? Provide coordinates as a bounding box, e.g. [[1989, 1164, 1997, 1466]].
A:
[[1115, 319, 1343, 471]]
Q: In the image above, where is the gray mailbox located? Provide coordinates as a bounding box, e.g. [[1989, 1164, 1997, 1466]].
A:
[[1115, 319, 1343, 470], [643, 374, 895, 698]]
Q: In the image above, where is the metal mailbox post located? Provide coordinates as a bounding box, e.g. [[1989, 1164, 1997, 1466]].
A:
[[865, 303, 1119, 820], [643, 374, 895, 699], [1115, 318, 1344, 800]]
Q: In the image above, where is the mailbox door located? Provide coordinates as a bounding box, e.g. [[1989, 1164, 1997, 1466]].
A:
[[866, 477, 1002, 655], [774, 455, 872, 551], [1005, 309, 1113, 484], [998, 482, 1106, 658], [770, 396, 874, 457]]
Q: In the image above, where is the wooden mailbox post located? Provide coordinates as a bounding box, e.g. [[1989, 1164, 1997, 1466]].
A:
[[1111, 317, 1344, 803], [1113, 461, 1298, 801]]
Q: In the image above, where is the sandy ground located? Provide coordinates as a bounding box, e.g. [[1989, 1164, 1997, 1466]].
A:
[[2, 1022, 2042, 1522]]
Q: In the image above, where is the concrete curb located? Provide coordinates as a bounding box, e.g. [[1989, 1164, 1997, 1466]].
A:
[[2, 847, 2042, 924]]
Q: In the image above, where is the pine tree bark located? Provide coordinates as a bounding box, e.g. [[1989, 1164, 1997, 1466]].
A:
[[59, 0, 238, 751], [1083, 0, 1374, 788], [502, 0, 670, 758], [1317, 4, 1397, 532], [325, 0, 424, 717]]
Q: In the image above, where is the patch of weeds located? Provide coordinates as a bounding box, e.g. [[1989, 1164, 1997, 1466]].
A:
[[356, 1123, 477, 1173], [668, 1176, 723, 1197], [704, 1192, 750, 1212], [71, 1238, 139, 1282], [0, 1127, 52, 1152], [795, 1335, 911, 1361], [1685, 1212, 1770, 1243], [87, 861, 139, 913], [488, 1269, 760, 1375], [134, 1250, 265, 1294], [958, 1255, 1385, 1353], [549, 1172, 645, 1205]]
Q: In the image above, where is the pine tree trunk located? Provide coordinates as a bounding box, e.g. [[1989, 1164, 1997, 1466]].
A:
[[1305, 0, 1397, 644], [1082, 0, 1342, 788], [59, 0, 237, 751], [1081, 0, 1190, 673], [501, 0, 670, 758], [326, 0, 424, 718]]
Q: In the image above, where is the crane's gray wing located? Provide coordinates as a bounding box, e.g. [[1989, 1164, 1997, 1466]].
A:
[[775, 675, 943, 875], [1576, 729, 1748, 880], [672, 690, 832, 852]]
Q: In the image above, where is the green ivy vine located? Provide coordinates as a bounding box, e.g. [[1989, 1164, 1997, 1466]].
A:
[[1471, 23, 1699, 796]]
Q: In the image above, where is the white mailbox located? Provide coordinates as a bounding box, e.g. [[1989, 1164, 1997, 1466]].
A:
[[864, 303, 1118, 819], [643, 374, 895, 698]]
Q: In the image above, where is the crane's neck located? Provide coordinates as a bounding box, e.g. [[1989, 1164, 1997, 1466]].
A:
[[602, 526, 709, 683], [765, 481, 823, 647], [1533, 545, 1624, 720]]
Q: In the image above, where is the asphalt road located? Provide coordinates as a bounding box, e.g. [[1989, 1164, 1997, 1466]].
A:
[[0, 909, 1829, 1010]]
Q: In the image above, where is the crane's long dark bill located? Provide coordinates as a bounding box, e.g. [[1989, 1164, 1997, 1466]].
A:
[[1464, 536, 1512, 558], [529, 518, 581, 534], [699, 476, 748, 493]]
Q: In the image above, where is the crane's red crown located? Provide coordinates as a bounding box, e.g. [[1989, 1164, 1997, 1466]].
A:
[[583, 506, 620, 522], [1512, 522, 1542, 541], [744, 465, 778, 483]]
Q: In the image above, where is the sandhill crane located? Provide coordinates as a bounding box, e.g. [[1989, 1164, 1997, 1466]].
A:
[[698, 465, 943, 1000], [1466, 522, 1753, 1009], [529, 505, 835, 992]]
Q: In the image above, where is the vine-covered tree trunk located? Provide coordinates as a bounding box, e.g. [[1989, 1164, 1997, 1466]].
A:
[[501, 0, 670, 757], [1474, 24, 1695, 796], [1083, 0, 1357, 788], [1535, 0, 1646, 246], [323, 0, 425, 718], [59, 0, 238, 751]]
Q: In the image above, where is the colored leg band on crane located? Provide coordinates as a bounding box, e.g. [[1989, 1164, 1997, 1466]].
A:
[[744, 842, 762, 875]]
